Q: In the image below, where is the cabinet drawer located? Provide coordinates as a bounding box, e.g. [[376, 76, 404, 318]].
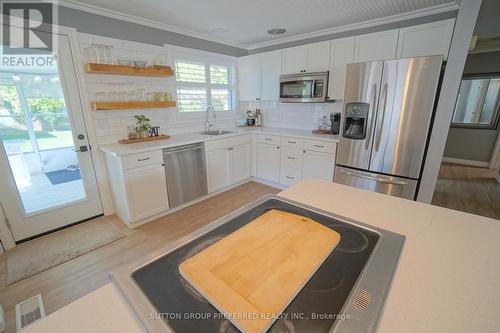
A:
[[280, 167, 302, 186], [205, 135, 250, 152], [281, 147, 303, 169], [303, 139, 337, 154], [255, 134, 281, 145], [281, 136, 303, 148], [121, 150, 163, 170]]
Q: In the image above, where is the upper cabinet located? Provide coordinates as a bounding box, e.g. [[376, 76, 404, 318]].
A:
[[328, 37, 355, 101], [260, 50, 282, 101], [282, 41, 330, 74], [238, 51, 282, 101], [238, 55, 261, 101], [354, 29, 399, 62], [397, 19, 455, 60]]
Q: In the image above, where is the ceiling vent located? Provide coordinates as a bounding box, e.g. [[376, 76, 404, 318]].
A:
[[15, 294, 45, 331]]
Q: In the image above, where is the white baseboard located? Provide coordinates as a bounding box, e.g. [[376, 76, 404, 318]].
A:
[[442, 157, 490, 168]]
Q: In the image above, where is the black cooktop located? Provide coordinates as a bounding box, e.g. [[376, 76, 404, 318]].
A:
[[132, 198, 380, 333]]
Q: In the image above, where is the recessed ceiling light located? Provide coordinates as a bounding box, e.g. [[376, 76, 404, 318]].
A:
[[267, 28, 286, 35], [210, 26, 231, 34]]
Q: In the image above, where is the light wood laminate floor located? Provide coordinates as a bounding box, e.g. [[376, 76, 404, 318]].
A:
[[432, 163, 500, 220], [0, 181, 279, 333]]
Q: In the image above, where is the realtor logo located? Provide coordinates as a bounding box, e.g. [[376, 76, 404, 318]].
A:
[[1, 0, 56, 54]]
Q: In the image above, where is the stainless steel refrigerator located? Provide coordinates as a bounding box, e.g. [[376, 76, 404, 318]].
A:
[[334, 56, 443, 200]]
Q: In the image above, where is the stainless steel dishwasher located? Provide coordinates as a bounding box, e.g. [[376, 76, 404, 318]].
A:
[[163, 143, 208, 208]]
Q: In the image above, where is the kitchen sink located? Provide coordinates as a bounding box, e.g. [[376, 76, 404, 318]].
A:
[[201, 129, 233, 135]]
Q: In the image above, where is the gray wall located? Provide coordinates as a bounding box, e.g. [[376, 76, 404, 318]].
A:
[[58, 6, 248, 57], [444, 51, 500, 162]]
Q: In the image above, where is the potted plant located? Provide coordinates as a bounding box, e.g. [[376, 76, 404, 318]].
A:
[[134, 115, 151, 139]]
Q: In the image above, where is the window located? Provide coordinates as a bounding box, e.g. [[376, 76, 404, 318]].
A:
[[452, 75, 500, 129], [174, 55, 236, 114]]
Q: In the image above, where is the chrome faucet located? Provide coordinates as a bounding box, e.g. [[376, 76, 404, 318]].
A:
[[206, 105, 216, 131]]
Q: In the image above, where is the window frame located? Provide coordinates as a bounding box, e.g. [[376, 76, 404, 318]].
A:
[[451, 73, 500, 130], [171, 48, 238, 120]]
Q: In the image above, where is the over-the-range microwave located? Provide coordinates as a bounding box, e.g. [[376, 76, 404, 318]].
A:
[[279, 71, 329, 103]]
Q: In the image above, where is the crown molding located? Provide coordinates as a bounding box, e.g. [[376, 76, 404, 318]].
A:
[[58, 0, 249, 49], [247, 1, 459, 50], [59, 0, 459, 52]]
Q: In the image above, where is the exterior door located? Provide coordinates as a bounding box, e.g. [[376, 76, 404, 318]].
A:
[[337, 61, 383, 169], [369, 56, 442, 179], [0, 32, 103, 241]]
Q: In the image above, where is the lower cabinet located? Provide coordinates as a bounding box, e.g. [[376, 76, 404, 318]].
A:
[[206, 148, 230, 192], [206, 137, 251, 193], [302, 150, 335, 181], [124, 163, 169, 222], [257, 143, 281, 183]]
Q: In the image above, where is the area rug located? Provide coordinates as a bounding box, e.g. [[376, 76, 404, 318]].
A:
[[45, 169, 81, 185], [6, 219, 125, 285]]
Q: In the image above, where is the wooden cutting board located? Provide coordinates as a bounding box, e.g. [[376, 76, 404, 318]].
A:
[[179, 209, 341, 333]]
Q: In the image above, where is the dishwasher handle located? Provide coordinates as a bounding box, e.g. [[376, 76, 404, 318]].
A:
[[163, 143, 204, 155]]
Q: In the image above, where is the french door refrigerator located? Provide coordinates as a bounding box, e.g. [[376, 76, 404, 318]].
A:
[[334, 55, 443, 200]]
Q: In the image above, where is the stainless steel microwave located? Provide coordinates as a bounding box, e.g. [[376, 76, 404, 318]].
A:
[[279, 71, 329, 103]]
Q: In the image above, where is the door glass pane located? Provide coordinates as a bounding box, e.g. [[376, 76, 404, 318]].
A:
[[0, 50, 86, 214], [452, 77, 500, 129], [280, 80, 312, 98]]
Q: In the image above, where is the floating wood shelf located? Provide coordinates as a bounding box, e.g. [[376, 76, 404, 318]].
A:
[[92, 101, 176, 110], [85, 63, 174, 77], [119, 135, 170, 144]]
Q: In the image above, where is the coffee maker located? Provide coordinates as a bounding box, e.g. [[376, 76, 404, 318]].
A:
[[330, 113, 341, 135], [343, 102, 369, 139]]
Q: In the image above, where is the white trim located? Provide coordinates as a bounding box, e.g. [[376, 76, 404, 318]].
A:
[[417, 0, 483, 203], [59, 0, 248, 49], [247, 2, 459, 49], [489, 130, 500, 169], [442, 157, 490, 168], [59, 0, 459, 51]]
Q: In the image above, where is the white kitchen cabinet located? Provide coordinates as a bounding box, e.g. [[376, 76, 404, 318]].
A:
[[354, 29, 399, 62], [257, 143, 280, 183], [230, 143, 251, 184], [206, 148, 230, 192], [397, 19, 455, 60], [282, 41, 330, 74], [124, 163, 168, 222], [328, 37, 355, 100], [238, 54, 261, 101], [302, 150, 335, 182], [260, 50, 282, 100]]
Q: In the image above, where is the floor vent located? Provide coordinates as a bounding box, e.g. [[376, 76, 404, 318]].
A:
[[352, 288, 372, 311], [15, 294, 45, 332]]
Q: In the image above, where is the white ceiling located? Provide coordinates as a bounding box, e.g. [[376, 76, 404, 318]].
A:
[[64, 0, 459, 49]]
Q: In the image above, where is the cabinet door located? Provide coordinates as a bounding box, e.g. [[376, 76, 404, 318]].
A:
[[282, 45, 308, 74], [230, 143, 250, 184], [397, 19, 455, 60], [328, 37, 355, 100], [124, 163, 168, 222], [302, 150, 335, 182], [257, 143, 280, 183], [307, 41, 331, 72], [354, 30, 399, 62], [260, 50, 282, 100], [238, 55, 261, 101], [206, 148, 230, 192]]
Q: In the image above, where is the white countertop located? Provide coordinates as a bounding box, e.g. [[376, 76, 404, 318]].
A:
[[25, 179, 500, 332], [99, 127, 339, 157]]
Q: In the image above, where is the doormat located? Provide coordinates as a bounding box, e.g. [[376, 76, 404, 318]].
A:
[[45, 169, 81, 185], [6, 218, 125, 285]]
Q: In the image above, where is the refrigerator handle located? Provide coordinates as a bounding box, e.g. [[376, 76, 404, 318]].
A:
[[338, 168, 409, 185], [375, 83, 388, 151], [365, 83, 377, 150]]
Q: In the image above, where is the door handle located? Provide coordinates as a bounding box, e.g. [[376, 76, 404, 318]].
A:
[[74, 145, 89, 152], [338, 168, 408, 185], [375, 83, 388, 152], [365, 83, 377, 150]]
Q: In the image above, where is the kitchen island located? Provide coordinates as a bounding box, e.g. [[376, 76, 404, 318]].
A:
[[22, 179, 500, 333]]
